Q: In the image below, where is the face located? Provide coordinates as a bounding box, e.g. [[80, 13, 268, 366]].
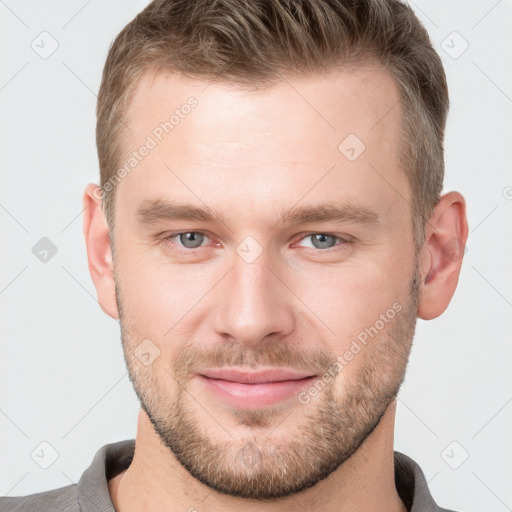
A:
[[111, 65, 420, 499]]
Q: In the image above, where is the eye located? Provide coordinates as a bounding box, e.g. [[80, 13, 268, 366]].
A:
[[164, 231, 210, 249], [294, 233, 351, 251], [162, 231, 351, 253]]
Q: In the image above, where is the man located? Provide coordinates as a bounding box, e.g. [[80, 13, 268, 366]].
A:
[[2, 0, 468, 510]]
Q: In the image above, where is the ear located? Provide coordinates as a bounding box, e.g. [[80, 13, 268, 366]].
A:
[[82, 183, 119, 319], [417, 191, 468, 320]]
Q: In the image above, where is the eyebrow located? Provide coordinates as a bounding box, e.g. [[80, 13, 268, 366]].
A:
[[135, 198, 379, 229]]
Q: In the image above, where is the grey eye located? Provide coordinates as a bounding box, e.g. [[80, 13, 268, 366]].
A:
[[178, 232, 205, 249], [308, 233, 338, 249]]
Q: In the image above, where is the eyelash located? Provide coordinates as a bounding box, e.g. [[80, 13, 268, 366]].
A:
[[161, 231, 352, 254]]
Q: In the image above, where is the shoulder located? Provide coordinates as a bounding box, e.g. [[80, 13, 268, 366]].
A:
[[0, 483, 79, 512], [394, 451, 463, 512], [0, 439, 134, 512]]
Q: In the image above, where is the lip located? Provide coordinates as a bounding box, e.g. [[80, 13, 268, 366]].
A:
[[200, 368, 314, 384], [198, 368, 316, 409]]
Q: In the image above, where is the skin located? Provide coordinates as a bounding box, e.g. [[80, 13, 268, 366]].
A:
[[83, 64, 468, 512]]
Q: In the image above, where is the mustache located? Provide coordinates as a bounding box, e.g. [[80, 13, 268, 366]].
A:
[[171, 340, 338, 382]]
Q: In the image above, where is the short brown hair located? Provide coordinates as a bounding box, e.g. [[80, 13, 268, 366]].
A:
[[96, 0, 449, 251]]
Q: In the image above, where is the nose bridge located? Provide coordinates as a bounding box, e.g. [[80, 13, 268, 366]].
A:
[[212, 246, 295, 346]]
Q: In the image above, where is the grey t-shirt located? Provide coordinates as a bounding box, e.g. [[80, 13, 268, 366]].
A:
[[1, 439, 457, 511]]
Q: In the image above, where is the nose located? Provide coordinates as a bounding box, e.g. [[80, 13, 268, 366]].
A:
[[212, 250, 295, 347]]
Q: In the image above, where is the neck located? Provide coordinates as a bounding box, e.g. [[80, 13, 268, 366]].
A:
[[109, 400, 406, 512]]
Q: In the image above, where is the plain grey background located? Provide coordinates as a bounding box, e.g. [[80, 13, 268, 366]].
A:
[[1, 1, 511, 511]]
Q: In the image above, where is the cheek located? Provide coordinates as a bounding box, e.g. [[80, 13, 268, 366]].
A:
[[299, 261, 405, 335], [116, 253, 215, 339], [292, 263, 412, 389]]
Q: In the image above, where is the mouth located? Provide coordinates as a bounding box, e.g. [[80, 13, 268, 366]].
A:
[[198, 368, 317, 409]]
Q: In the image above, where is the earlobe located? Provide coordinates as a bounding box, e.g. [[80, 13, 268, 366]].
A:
[[82, 183, 120, 319], [417, 191, 468, 320]]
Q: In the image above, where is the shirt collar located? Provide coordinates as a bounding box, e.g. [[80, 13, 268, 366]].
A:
[[77, 440, 449, 512]]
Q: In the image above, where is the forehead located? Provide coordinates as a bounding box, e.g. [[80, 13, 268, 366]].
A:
[[116, 64, 409, 224], [128, 63, 401, 144]]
